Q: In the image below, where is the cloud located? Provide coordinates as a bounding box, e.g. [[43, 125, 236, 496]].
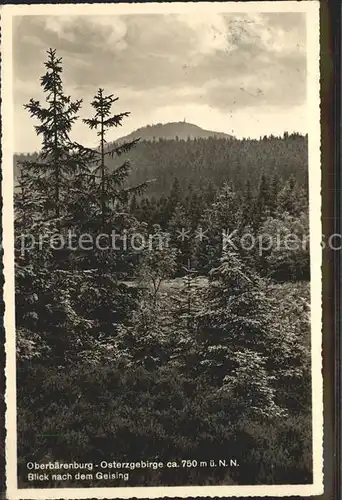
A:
[[13, 12, 306, 92], [12, 11, 307, 151], [203, 52, 306, 111]]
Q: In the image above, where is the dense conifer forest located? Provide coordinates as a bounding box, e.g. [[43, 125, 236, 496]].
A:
[[15, 50, 312, 488]]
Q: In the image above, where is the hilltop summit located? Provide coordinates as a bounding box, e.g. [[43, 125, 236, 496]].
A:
[[117, 121, 234, 142]]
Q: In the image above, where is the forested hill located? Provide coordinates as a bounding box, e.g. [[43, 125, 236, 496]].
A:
[[124, 133, 308, 196], [117, 121, 235, 142], [14, 133, 308, 198]]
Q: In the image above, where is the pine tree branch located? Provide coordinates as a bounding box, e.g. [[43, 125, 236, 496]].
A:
[[105, 138, 141, 158], [103, 113, 130, 128], [83, 118, 101, 129]]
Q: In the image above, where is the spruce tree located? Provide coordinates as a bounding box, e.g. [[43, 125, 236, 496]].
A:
[[83, 88, 146, 232], [184, 185, 206, 228], [135, 226, 177, 308], [195, 183, 241, 273], [259, 210, 310, 281], [196, 249, 284, 419], [115, 227, 177, 369], [167, 202, 192, 269], [276, 175, 308, 217], [167, 259, 204, 372], [167, 177, 182, 217], [203, 180, 217, 206], [241, 179, 254, 227], [14, 168, 42, 231], [268, 172, 280, 215], [21, 49, 89, 221], [172, 259, 199, 332], [81, 88, 151, 277], [252, 172, 270, 230]]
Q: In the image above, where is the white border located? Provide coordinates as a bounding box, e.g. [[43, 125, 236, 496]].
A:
[[2, 2, 323, 498]]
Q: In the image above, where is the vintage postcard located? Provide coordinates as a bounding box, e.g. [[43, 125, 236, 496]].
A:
[[2, 1, 323, 499]]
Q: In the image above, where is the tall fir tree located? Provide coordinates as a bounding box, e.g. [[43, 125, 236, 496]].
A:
[[20, 49, 90, 221], [195, 249, 285, 419], [194, 183, 241, 273], [83, 88, 146, 232], [83, 88, 148, 273]]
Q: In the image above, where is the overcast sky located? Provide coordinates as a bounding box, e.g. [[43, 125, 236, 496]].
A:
[[13, 12, 307, 153]]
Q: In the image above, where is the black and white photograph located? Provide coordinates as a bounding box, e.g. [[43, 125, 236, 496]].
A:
[[2, 2, 322, 498]]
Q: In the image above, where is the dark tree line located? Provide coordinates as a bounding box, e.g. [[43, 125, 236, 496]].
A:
[[15, 133, 308, 199], [15, 50, 312, 489], [108, 131, 308, 197]]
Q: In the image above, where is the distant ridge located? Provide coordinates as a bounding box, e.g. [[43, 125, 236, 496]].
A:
[[117, 121, 234, 142]]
